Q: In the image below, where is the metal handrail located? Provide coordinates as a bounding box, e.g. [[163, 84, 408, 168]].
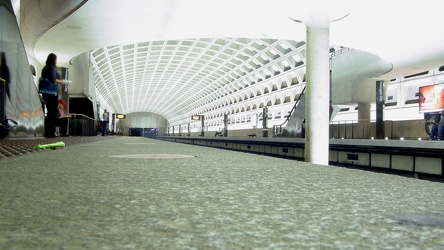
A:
[[63, 113, 96, 136], [330, 47, 351, 57], [65, 113, 95, 121]]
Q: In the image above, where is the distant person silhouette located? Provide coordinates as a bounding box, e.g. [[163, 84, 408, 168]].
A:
[[102, 109, 109, 136], [56, 99, 69, 137], [0, 52, 10, 100], [437, 110, 444, 140], [429, 112, 441, 140]]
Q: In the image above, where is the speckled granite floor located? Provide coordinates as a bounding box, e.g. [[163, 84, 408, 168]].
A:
[[0, 136, 443, 249]]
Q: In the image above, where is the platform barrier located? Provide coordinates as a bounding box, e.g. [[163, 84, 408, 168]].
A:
[[65, 113, 96, 136], [157, 136, 444, 180]]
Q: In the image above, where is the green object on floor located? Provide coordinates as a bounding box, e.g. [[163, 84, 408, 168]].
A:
[[33, 141, 65, 149]]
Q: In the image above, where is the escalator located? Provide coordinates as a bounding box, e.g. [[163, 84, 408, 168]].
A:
[[0, 1, 45, 138], [273, 87, 338, 138], [273, 87, 306, 138]]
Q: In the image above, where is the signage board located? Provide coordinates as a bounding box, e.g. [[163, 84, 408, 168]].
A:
[[191, 115, 201, 120], [419, 83, 444, 113]]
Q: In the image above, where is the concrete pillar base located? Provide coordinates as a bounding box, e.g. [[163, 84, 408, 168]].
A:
[[358, 102, 371, 139]]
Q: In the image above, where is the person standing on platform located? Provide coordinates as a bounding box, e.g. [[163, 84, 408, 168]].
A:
[[57, 99, 69, 137], [437, 110, 444, 140], [39, 53, 70, 138], [102, 109, 109, 136], [429, 111, 442, 140]]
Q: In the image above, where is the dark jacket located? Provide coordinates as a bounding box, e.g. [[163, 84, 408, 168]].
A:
[[39, 65, 60, 96]]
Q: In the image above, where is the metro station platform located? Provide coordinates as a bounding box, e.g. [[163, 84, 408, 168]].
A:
[[159, 136, 444, 181], [0, 136, 443, 248]]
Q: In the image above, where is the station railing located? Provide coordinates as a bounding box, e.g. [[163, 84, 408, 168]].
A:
[[329, 119, 394, 139]]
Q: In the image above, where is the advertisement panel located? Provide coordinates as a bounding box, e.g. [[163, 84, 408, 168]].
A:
[[419, 83, 444, 113]]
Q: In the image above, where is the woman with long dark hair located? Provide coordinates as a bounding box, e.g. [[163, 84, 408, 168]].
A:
[[39, 53, 69, 137]]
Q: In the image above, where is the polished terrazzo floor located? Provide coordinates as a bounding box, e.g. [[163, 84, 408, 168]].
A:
[[0, 136, 443, 249]]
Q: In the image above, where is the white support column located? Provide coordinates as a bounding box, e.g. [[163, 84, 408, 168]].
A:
[[304, 22, 331, 165], [290, 2, 349, 165]]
